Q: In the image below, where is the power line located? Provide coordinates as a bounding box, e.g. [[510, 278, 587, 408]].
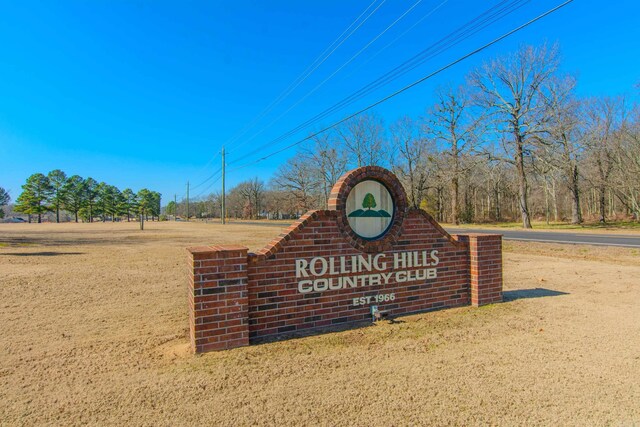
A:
[[231, 0, 527, 163], [227, 0, 573, 173], [229, 0, 527, 165], [190, 166, 222, 191], [297, 0, 529, 124], [225, 0, 385, 154], [342, 0, 452, 80], [229, 0, 425, 155], [192, 151, 221, 181], [192, 175, 223, 200]]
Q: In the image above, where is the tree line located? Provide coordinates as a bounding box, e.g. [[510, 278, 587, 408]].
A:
[[182, 43, 639, 227], [6, 170, 161, 223]]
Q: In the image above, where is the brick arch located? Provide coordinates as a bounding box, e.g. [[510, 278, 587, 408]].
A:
[[328, 166, 408, 253]]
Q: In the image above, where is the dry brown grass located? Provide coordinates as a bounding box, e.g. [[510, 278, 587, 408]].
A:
[[504, 240, 640, 266], [1, 221, 639, 426]]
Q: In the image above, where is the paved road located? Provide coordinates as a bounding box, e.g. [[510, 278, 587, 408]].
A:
[[445, 228, 640, 248], [231, 221, 640, 248]]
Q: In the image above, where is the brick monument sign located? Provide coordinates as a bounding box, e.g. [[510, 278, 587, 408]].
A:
[[187, 166, 503, 353]]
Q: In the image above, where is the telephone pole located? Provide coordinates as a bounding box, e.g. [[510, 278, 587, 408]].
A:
[[174, 194, 177, 221], [186, 181, 190, 222], [221, 147, 226, 224]]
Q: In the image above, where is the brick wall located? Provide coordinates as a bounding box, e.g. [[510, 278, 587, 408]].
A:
[[186, 245, 249, 353], [456, 234, 503, 306], [246, 209, 470, 341]]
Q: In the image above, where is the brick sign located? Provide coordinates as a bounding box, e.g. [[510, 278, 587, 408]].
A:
[[187, 166, 503, 353]]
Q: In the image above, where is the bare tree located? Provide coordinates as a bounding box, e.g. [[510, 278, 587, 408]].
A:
[[303, 132, 348, 206], [227, 178, 265, 220], [263, 190, 300, 219], [531, 152, 562, 224], [425, 86, 482, 224], [271, 157, 319, 214], [389, 116, 429, 208], [484, 159, 511, 221], [470, 43, 560, 228], [244, 178, 265, 219], [582, 96, 626, 223], [206, 192, 222, 219], [226, 186, 245, 219], [540, 75, 583, 223], [613, 105, 640, 219], [336, 113, 387, 167]]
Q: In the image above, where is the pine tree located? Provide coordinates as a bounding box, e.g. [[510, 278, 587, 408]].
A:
[[120, 188, 136, 222], [151, 191, 162, 220], [63, 175, 86, 222], [83, 178, 98, 222], [137, 188, 153, 220], [15, 173, 52, 223], [48, 169, 67, 223], [96, 183, 119, 222], [0, 187, 10, 219]]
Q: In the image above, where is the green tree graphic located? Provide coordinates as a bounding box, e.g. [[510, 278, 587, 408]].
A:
[[362, 193, 376, 210]]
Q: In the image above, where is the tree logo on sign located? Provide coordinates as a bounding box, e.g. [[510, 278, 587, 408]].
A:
[[348, 193, 391, 218], [345, 180, 394, 240]]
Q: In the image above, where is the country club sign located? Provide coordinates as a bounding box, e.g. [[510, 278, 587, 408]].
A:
[[295, 250, 440, 294], [187, 166, 503, 353]]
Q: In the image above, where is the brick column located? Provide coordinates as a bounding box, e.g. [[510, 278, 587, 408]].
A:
[[457, 234, 503, 307], [187, 245, 249, 353]]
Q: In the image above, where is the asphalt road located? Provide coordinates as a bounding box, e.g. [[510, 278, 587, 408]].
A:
[[230, 221, 640, 248], [445, 228, 640, 249]]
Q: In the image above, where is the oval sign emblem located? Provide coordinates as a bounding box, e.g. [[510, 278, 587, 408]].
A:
[[346, 179, 394, 240]]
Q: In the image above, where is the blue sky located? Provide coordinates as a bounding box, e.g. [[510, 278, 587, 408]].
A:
[[1, 0, 638, 204]]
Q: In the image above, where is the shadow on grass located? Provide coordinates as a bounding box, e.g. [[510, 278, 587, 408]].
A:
[[0, 251, 84, 257], [249, 306, 445, 347], [250, 319, 375, 346], [503, 288, 569, 302]]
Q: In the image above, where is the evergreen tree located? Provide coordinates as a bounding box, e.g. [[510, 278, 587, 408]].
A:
[[96, 183, 119, 222], [120, 188, 137, 222], [48, 169, 67, 223], [15, 173, 52, 223], [0, 187, 10, 219], [110, 186, 122, 221], [165, 200, 177, 218], [83, 178, 98, 222], [63, 175, 86, 222], [137, 189, 153, 220], [151, 191, 161, 220]]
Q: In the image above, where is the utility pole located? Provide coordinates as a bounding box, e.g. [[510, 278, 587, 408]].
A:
[[186, 181, 190, 222], [174, 194, 177, 220], [221, 147, 226, 224]]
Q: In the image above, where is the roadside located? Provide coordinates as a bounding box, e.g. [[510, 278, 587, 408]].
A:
[[443, 220, 640, 234]]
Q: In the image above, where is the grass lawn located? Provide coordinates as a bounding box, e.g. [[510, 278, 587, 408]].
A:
[[1, 221, 639, 425]]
